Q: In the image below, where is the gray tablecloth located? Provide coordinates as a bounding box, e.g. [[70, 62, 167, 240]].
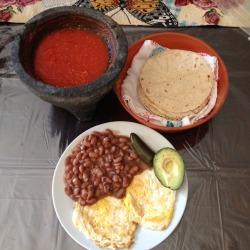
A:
[[0, 24, 250, 250]]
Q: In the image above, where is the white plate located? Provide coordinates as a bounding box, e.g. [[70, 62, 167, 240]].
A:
[[52, 121, 188, 250]]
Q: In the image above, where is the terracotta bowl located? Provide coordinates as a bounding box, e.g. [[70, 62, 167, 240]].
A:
[[11, 6, 128, 121], [115, 32, 229, 133]]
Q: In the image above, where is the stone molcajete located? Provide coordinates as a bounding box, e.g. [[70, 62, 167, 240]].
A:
[[11, 6, 128, 121]]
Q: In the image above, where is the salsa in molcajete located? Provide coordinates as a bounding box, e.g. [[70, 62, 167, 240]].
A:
[[34, 28, 109, 87]]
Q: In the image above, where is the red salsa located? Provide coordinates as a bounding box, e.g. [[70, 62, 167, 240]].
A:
[[34, 28, 109, 87]]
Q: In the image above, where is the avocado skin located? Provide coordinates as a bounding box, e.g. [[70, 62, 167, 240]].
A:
[[153, 147, 185, 190], [130, 133, 155, 166]]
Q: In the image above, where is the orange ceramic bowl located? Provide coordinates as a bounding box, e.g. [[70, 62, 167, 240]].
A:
[[115, 32, 229, 133]]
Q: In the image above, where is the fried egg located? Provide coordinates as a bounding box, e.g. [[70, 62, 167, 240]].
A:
[[72, 169, 176, 249], [124, 169, 176, 230], [72, 196, 137, 250]]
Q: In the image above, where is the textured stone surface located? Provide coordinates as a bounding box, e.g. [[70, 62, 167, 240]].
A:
[[11, 6, 128, 121]]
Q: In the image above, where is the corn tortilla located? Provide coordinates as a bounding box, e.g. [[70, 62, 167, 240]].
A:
[[138, 83, 208, 120], [138, 49, 214, 120]]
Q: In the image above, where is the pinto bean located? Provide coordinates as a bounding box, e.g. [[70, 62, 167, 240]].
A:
[[87, 190, 94, 200], [91, 136, 97, 145], [129, 166, 139, 174], [122, 176, 130, 188], [103, 129, 112, 135], [72, 166, 79, 175], [79, 164, 84, 173], [114, 156, 123, 163], [65, 172, 73, 181], [130, 152, 138, 159], [112, 174, 120, 183], [103, 184, 111, 194], [86, 198, 97, 205], [79, 198, 86, 206], [89, 151, 98, 158], [119, 137, 128, 143], [83, 161, 92, 168], [111, 138, 119, 144], [64, 186, 72, 196], [73, 187, 80, 196], [81, 182, 89, 189], [70, 194, 78, 202], [73, 146, 81, 153], [72, 157, 80, 166], [103, 142, 112, 149], [65, 164, 73, 173], [94, 178, 101, 187], [92, 131, 102, 137], [78, 173, 83, 180], [82, 172, 89, 182], [111, 146, 117, 153], [72, 177, 81, 187], [98, 146, 104, 155], [104, 162, 111, 167], [65, 156, 72, 165], [122, 145, 129, 151], [83, 141, 91, 147], [116, 188, 126, 198], [95, 168, 104, 177], [64, 129, 147, 206]]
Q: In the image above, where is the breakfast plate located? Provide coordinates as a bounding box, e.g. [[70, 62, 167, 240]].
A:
[[52, 121, 188, 250]]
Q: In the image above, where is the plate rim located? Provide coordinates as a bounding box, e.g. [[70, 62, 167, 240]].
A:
[[52, 121, 188, 250]]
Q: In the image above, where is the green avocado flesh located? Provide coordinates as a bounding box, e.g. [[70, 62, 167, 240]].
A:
[[153, 148, 185, 190]]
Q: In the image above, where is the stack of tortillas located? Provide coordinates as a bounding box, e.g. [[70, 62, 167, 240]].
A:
[[138, 49, 214, 121]]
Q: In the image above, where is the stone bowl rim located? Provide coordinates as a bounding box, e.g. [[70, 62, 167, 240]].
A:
[[11, 6, 128, 98]]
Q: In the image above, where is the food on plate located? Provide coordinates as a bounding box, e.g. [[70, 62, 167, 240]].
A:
[[138, 49, 214, 120], [64, 129, 151, 206], [124, 169, 176, 230], [130, 133, 185, 190], [72, 169, 176, 249], [72, 196, 137, 250], [130, 132, 154, 166], [66, 130, 183, 249], [153, 148, 185, 190]]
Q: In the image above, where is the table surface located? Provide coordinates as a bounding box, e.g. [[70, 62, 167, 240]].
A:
[[0, 24, 250, 250]]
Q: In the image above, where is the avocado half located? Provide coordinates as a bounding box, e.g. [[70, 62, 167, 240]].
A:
[[153, 147, 185, 190]]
